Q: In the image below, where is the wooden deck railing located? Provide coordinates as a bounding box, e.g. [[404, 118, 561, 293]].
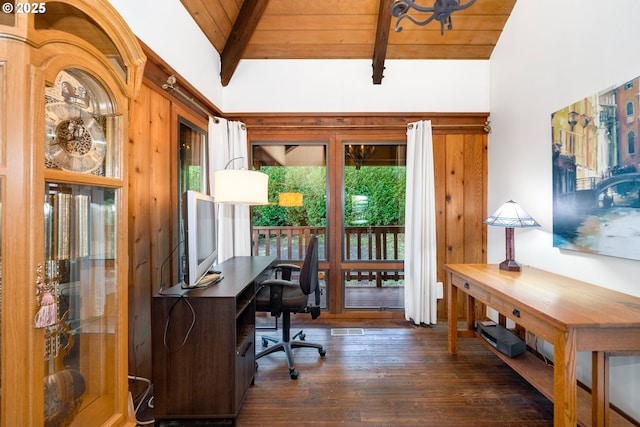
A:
[[251, 225, 405, 286], [343, 225, 404, 262]]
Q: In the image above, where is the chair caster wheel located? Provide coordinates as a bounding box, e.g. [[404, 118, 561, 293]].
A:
[[319, 349, 326, 357], [299, 333, 306, 341], [261, 338, 268, 348], [289, 369, 299, 379]]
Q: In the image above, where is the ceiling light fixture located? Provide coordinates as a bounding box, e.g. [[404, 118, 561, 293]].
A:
[[345, 144, 375, 170], [391, 0, 476, 35]]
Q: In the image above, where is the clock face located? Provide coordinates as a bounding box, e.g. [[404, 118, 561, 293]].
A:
[[44, 71, 108, 174]]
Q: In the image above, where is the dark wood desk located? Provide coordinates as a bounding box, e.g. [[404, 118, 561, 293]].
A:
[[152, 256, 276, 423], [445, 264, 640, 427]]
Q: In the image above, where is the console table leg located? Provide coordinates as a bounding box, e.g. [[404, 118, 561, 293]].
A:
[[554, 328, 578, 427], [447, 278, 458, 355], [465, 294, 475, 330], [592, 351, 610, 427]]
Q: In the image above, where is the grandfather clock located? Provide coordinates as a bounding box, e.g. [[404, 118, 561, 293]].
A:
[[0, 1, 145, 426]]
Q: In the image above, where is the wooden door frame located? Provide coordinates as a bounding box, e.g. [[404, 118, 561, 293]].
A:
[[329, 132, 407, 316], [233, 113, 489, 320]]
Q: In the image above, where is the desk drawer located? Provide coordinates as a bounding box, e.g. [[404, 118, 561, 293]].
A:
[[485, 293, 556, 342], [451, 274, 489, 303], [451, 273, 557, 341], [235, 327, 256, 408]]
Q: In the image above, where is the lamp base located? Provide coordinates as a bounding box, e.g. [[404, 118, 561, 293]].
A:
[[499, 259, 521, 272]]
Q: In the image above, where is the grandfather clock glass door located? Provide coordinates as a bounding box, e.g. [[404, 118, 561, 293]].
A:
[[1, 1, 144, 424], [41, 68, 122, 427]]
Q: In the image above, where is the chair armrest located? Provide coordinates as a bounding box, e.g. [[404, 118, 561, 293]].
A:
[[259, 279, 298, 288], [259, 279, 297, 316], [274, 263, 301, 281], [275, 263, 301, 270]]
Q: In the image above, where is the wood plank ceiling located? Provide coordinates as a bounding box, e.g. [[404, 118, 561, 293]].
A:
[[180, 0, 517, 86]]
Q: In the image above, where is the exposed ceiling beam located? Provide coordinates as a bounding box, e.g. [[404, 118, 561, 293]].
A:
[[372, 0, 392, 85], [220, 0, 270, 87]]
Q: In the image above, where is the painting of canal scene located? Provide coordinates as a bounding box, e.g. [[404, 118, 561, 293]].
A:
[[552, 76, 640, 260]]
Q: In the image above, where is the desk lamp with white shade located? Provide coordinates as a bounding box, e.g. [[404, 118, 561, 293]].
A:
[[484, 200, 540, 272]]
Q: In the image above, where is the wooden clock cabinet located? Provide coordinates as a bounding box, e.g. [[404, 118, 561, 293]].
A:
[[0, 1, 145, 426]]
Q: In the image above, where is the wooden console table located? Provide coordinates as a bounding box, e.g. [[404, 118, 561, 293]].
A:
[[152, 256, 276, 424], [445, 264, 640, 427]]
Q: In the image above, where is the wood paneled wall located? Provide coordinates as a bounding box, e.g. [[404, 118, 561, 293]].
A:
[[434, 132, 487, 318], [128, 83, 171, 379], [127, 43, 215, 379]]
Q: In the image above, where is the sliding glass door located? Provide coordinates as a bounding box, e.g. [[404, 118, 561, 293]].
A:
[[251, 143, 329, 308], [342, 142, 406, 309], [249, 137, 406, 314]]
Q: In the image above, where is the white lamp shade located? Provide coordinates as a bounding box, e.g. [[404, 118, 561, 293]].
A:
[[484, 200, 540, 228], [214, 169, 269, 205]]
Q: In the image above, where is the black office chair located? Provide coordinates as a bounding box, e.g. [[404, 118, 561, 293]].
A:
[[255, 234, 326, 379]]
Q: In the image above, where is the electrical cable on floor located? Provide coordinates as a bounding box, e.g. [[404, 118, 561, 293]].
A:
[[128, 375, 155, 425]]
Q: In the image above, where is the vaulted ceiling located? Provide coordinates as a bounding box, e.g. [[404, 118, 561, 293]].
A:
[[181, 0, 516, 86]]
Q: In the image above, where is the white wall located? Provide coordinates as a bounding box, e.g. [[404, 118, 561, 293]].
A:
[[107, 0, 224, 108], [107, 0, 490, 113], [489, 0, 640, 419], [223, 59, 489, 112]]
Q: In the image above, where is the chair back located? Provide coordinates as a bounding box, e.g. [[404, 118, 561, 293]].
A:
[[299, 235, 319, 296]]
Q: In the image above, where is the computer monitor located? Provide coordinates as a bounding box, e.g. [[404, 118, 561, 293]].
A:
[[182, 190, 218, 287]]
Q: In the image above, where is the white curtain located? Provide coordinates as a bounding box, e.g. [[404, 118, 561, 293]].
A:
[[404, 120, 438, 325], [208, 117, 252, 263]]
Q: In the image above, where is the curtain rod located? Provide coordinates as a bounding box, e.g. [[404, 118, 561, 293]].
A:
[[243, 122, 491, 132], [162, 75, 219, 122], [408, 122, 491, 132]]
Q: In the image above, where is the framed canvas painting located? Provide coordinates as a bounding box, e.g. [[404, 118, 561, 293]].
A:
[[552, 76, 640, 260]]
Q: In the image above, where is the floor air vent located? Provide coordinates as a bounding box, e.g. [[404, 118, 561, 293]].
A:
[[331, 328, 365, 336]]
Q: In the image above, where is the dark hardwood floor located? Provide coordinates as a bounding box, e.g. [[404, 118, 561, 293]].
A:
[[133, 319, 553, 426]]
